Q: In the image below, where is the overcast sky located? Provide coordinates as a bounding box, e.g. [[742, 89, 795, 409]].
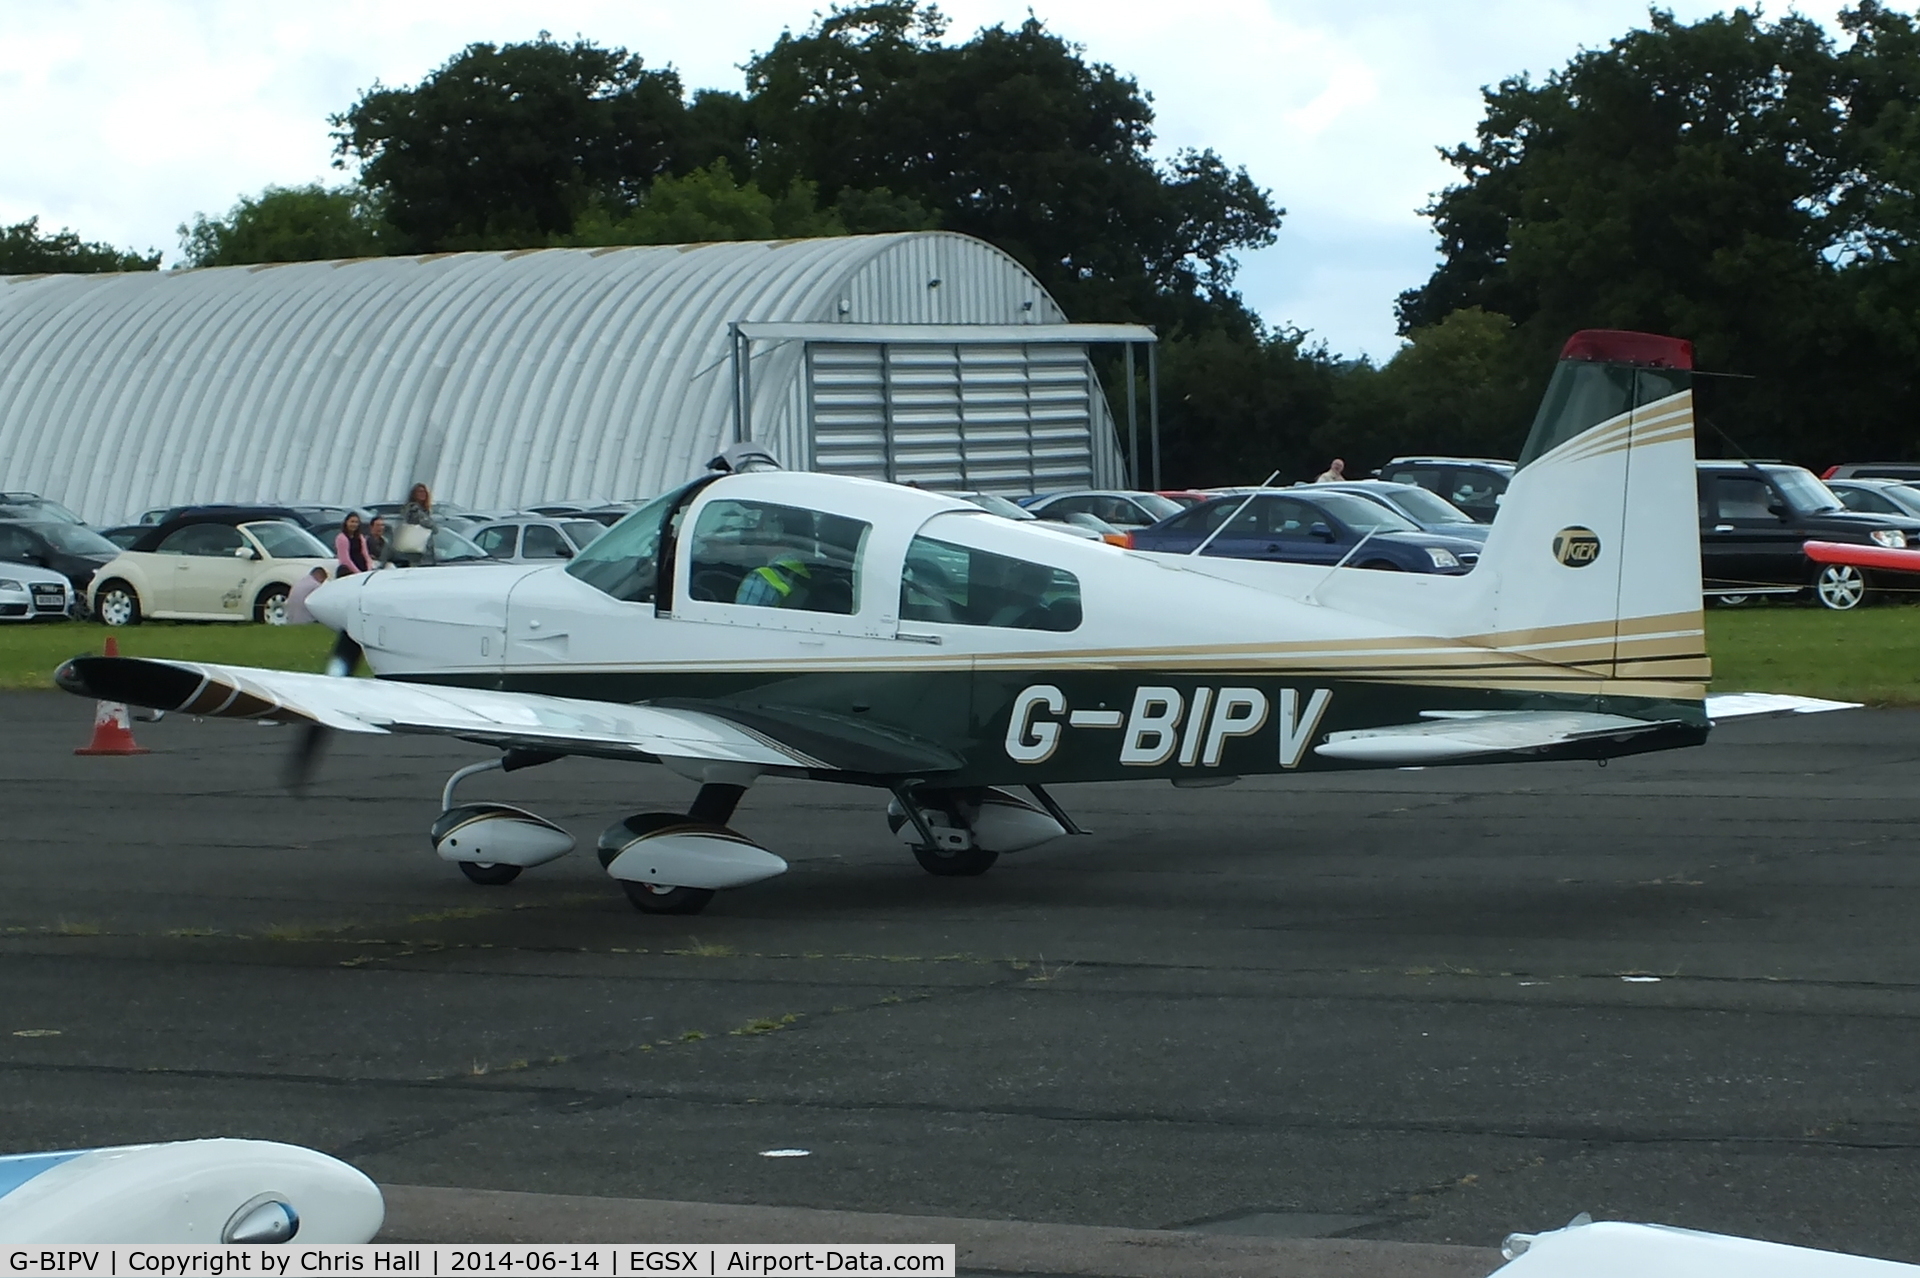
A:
[[0, 1, 1847, 361]]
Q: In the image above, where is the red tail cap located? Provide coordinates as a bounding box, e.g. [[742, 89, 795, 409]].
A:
[[1560, 330, 1693, 369]]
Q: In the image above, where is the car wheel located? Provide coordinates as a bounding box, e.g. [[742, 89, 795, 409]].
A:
[[254, 584, 290, 625], [95, 580, 141, 626], [1814, 564, 1867, 610], [457, 861, 522, 886], [1712, 594, 1752, 607]]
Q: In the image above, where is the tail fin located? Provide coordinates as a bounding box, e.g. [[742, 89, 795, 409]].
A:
[[1468, 330, 1706, 695]]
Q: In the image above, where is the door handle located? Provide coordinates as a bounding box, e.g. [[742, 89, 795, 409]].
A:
[[1714, 524, 1734, 532]]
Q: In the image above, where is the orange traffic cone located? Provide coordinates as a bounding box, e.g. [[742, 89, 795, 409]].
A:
[[74, 636, 149, 756]]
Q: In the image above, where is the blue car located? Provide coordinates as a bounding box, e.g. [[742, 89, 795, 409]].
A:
[[1127, 489, 1481, 573]]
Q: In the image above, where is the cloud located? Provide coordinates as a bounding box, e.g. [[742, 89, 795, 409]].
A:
[[0, 0, 1852, 358]]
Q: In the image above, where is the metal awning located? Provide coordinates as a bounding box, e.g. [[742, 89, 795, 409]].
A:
[[728, 321, 1163, 488], [732, 321, 1156, 344]]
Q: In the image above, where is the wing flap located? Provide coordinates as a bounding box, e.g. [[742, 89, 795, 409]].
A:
[[57, 656, 825, 770], [1315, 710, 1682, 764]]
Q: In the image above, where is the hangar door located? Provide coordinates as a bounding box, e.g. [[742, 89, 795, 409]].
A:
[[806, 342, 1095, 493]]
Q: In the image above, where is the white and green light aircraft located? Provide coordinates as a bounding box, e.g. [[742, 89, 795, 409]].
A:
[[61, 330, 1769, 917]]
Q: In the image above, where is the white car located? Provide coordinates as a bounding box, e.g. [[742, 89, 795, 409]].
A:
[[89, 519, 334, 626], [0, 559, 73, 620]]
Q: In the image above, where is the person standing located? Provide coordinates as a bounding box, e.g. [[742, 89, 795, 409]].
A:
[[1315, 458, 1347, 483], [365, 515, 389, 565], [335, 512, 371, 576], [381, 483, 439, 567]]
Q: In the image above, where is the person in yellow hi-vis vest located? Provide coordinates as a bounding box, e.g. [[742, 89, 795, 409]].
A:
[[734, 554, 813, 608]]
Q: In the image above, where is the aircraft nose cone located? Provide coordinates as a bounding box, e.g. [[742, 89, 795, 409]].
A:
[[307, 576, 355, 631]]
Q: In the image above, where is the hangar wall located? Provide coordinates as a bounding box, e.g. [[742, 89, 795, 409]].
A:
[[0, 232, 1131, 522]]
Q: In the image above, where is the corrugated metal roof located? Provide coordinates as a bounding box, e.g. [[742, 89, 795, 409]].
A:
[[0, 232, 1120, 522]]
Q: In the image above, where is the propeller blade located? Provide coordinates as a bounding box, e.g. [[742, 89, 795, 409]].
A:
[[283, 722, 329, 795], [286, 629, 365, 794]]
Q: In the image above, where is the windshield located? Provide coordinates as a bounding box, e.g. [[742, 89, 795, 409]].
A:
[[34, 522, 119, 555], [566, 481, 700, 602], [242, 521, 329, 559], [1381, 486, 1474, 525], [1878, 485, 1920, 517], [1770, 467, 1843, 513], [1312, 491, 1421, 533], [562, 519, 608, 547], [430, 528, 490, 562], [0, 497, 82, 524], [1133, 493, 1184, 521], [949, 493, 1035, 520]]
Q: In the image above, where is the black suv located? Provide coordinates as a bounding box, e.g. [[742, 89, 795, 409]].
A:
[[1375, 457, 1515, 523], [1697, 461, 1920, 609]]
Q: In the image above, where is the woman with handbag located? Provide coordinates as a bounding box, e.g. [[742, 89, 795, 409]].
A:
[[382, 482, 438, 567]]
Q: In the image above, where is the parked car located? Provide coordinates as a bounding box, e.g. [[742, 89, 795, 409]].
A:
[[89, 514, 334, 626], [1128, 489, 1480, 573], [97, 525, 147, 550], [1298, 480, 1489, 544], [0, 520, 121, 604], [1155, 489, 1212, 509], [133, 503, 349, 539], [467, 517, 606, 563], [1697, 461, 1920, 609], [1825, 477, 1920, 520], [0, 492, 84, 525], [1822, 462, 1920, 481], [1375, 457, 1515, 523], [1024, 490, 1187, 529], [0, 560, 74, 620]]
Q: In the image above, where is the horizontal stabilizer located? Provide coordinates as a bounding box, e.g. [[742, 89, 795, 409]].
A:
[[1315, 711, 1683, 764], [1704, 692, 1860, 722]]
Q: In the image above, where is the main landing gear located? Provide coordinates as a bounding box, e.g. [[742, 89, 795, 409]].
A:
[[886, 784, 1078, 876], [428, 756, 787, 916], [596, 782, 785, 916]]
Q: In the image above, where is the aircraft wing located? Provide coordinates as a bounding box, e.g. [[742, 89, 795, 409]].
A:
[[54, 656, 961, 775], [1314, 711, 1688, 765]]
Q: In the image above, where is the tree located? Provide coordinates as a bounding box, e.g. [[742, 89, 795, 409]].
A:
[[332, 35, 689, 250], [743, 2, 1280, 335], [0, 218, 159, 274], [1396, 7, 1920, 464], [178, 184, 387, 267], [1155, 328, 1341, 486]]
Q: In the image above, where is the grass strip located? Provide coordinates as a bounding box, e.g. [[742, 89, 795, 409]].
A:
[[0, 607, 1914, 706], [0, 622, 337, 690]]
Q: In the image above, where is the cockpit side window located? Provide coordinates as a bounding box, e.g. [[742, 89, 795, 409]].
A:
[[566, 481, 698, 603], [687, 499, 869, 615], [900, 536, 1082, 632]]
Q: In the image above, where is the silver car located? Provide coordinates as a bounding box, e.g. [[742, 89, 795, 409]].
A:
[[468, 516, 606, 563], [0, 559, 73, 620]]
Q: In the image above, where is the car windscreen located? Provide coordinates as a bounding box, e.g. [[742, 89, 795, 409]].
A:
[[1311, 491, 1420, 533], [1878, 485, 1920, 517], [32, 522, 120, 555], [950, 493, 1036, 520], [1134, 493, 1185, 521], [0, 498, 82, 524], [1381, 486, 1474, 525], [1769, 468, 1844, 513], [430, 528, 491, 562], [561, 520, 607, 547], [242, 521, 329, 559]]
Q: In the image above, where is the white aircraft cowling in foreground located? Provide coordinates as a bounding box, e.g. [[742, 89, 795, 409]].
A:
[[57, 330, 1847, 916]]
